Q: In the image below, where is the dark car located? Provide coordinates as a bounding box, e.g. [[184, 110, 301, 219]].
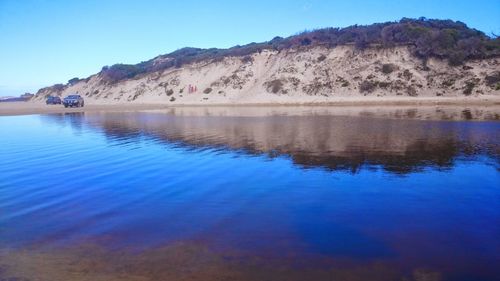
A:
[[63, 95, 84, 108], [46, 96, 62, 105]]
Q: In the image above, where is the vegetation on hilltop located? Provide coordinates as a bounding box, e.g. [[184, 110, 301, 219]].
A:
[[57, 18, 500, 84]]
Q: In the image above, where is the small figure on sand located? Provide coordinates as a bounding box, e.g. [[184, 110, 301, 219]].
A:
[[188, 84, 198, 93]]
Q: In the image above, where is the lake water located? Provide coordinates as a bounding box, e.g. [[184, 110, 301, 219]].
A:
[[0, 107, 499, 281]]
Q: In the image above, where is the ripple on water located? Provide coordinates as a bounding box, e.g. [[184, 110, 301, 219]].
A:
[[0, 110, 499, 281]]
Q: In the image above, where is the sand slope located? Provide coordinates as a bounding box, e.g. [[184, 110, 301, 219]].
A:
[[31, 46, 500, 105]]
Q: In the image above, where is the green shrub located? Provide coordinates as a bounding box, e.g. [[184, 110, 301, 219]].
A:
[[463, 81, 476, 95], [378, 81, 391, 88], [448, 51, 466, 66], [317, 54, 327, 62], [68, 77, 80, 85], [101, 64, 144, 82], [485, 72, 500, 86], [381, 64, 396, 74], [241, 56, 253, 64], [441, 79, 455, 88], [407, 86, 417, 96], [402, 69, 413, 81], [359, 80, 378, 93], [266, 79, 284, 94]]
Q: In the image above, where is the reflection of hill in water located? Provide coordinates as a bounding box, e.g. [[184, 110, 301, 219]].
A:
[[43, 111, 500, 174]]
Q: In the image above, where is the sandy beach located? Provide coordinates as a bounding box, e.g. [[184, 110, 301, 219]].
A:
[[1, 95, 500, 117], [1, 99, 499, 123], [0, 102, 170, 116]]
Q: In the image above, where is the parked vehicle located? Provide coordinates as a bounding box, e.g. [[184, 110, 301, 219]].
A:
[[63, 95, 84, 108], [46, 96, 62, 105]]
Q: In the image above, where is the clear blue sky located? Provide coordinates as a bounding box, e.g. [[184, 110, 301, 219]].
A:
[[1, 0, 499, 96]]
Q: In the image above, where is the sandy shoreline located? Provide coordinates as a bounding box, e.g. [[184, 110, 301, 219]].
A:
[[0, 96, 499, 117], [0, 102, 170, 116]]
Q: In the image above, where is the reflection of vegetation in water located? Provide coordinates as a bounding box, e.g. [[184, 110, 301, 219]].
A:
[[42, 109, 500, 174], [0, 243, 443, 281], [290, 143, 454, 174], [289, 138, 485, 174]]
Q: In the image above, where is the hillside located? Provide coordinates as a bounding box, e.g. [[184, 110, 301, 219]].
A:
[[32, 18, 500, 104]]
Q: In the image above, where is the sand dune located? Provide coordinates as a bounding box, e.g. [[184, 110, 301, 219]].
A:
[[29, 46, 499, 106]]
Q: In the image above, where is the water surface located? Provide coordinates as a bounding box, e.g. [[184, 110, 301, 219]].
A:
[[0, 107, 499, 281]]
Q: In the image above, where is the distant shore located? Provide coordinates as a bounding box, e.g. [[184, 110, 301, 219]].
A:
[[0, 96, 499, 118]]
